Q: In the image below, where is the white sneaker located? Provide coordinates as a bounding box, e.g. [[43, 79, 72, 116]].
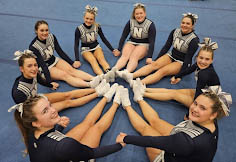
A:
[[89, 75, 103, 88], [95, 79, 109, 96], [104, 83, 119, 102], [133, 81, 143, 102], [113, 85, 124, 105], [121, 88, 131, 108]]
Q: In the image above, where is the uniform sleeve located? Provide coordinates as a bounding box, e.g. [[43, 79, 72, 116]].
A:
[[74, 28, 81, 61], [178, 37, 199, 74], [37, 74, 53, 88], [118, 21, 130, 51], [146, 23, 156, 58], [12, 89, 28, 104], [124, 133, 194, 156], [175, 63, 197, 79], [98, 26, 114, 52], [155, 29, 175, 60], [53, 35, 74, 65], [194, 70, 210, 98], [29, 46, 52, 83], [55, 138, 122, 161]]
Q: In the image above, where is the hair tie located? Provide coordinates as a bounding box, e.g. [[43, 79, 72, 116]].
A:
[[198, 37, 218, 50], [133, 3, 145, 8], [85, 5, 98, 16], [182, 12, 198, 23], [8, 103, 24, 118], [201, 86, 232, 116], [13, 50, 35, 60]]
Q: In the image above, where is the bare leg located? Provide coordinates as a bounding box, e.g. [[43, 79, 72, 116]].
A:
[[50, 67, 90, 87], [126, 45, 147, 72], [66, 97, 107, 141], [142, 61, 182, 85], [83, 51, 104, 75], [55, 59, 93, 81], [133, 54, 172, 78], [114, 43, 135, 70], [44, 88, 95, 103], [51, 92, 98, 112], [80, 102, 119, 147], [94, 48, 110, 72], [124, 105, 163, 162], [137, 100, 174, 136], [144, 89, 195, 107]]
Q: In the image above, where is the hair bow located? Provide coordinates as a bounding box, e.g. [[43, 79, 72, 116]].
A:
[[13, 50, 35, 60], [198, 37, 218, 50], [182, 12, 198, 22], [201, 86, 232, 116], [133, 3, 145, 7], [8, 103, 24, 118], [85, 5, 98, 15]]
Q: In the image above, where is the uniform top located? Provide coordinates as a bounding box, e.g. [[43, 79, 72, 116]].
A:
[[74, 23, 115, 61], [156, 28, 199, 74], [175, 63, 220, 98], [118, 18, 156, 58], [28, 125, 122, 162], [29, 34, 74, 83], [124, 120, 218, 162], [12, 74, 52, 104]]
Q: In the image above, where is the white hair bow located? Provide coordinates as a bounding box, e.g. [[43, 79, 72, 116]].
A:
[[201, 86, 232, 116], [8, 103, 24, 118], [13, 50, 35, 60], [133, 3, 145, 7], [85, 5, 98, 15], [182, 12, 198, 22], [198, 37, 218, 50]]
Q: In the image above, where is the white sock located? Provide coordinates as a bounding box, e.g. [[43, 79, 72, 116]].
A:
[[133, 81, 143, 102], [113, 85, 124, 105], [95, 79, 107, 96], [121, 88, 131, 108], [122, 70, 133, 85], [89, 75, 103, 88], [104, 83, 119, 102], [136, 78, 146, 95]]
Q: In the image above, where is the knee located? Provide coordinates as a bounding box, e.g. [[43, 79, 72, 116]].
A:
[[150, 62, 159, 70], [89, 124, 103, 135], [63, 92, 72, 99], [60, 72, 70, 80]]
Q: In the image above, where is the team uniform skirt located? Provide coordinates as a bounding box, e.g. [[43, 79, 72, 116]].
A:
[[81, 44, 101, 55]]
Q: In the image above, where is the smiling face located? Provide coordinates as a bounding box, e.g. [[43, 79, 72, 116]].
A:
[[180, 17, 194, 34], [189, 95, 217, 125], [196, 50, 213, 70], [36, 23, 49, 41], [84, 12, 95, 26], [32, 98, 60, 129], [134, 8, 146, 23], [20, 58, 38, 79]]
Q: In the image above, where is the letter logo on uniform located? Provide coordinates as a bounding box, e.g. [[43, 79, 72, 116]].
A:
[[133, 27, 143, 38], [86, 32, 95, 42], [173, 38, 184, 50], [43, 46, 53, 59]]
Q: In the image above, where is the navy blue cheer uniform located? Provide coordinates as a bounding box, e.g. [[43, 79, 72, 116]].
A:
[[175, 63, 220, 99], [118, 18, 156, 58], [28, 125, 122, 162], [124, 120, 218, 162], [12, 74, 52, 104], [74, 23, 115, 61], [29, 34, 74, 83], [156, 28, 199, 74]]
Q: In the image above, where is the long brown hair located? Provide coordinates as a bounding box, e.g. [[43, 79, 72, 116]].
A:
[[14, 96, 43, 152]]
